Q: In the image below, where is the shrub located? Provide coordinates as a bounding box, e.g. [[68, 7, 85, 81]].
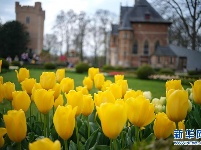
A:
[[159, 68, 174, 75], [136, 64, 155, 79], [188, 70, 201, 75], [0, 58, 9, 69], [11, 61, 21, 67], [75, 62, 89, 73], [44, 63, 56, 69], [102, 65, 115, 71]]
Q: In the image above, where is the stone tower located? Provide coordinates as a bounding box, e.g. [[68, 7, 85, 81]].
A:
[[15, 2, 45, 55]]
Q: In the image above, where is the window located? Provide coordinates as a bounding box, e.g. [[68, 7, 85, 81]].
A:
[[155, 40, 160, 51], [132, 41, 138, 54], [113, 37, 116, 44], [157, 56, 160, 63], [26, 16, 30, 24], [144, 40, 149, 55], [170, 57, 174, 64]]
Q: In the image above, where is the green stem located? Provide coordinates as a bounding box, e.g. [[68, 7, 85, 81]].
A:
[[110, 139, 113, 150], [10, 101, 12, 110], [87, 116, 90, 138], [30, 101, 32, 118], [18, 142, 21, 150], [176, 122, 179, 130], [46, 113, 49, 137], [76, 120, 80, 150], [43, 114, 47, 137], [135, 126, 140, 143], [113, 139, 118, 150], [64, 140, 68, 150]]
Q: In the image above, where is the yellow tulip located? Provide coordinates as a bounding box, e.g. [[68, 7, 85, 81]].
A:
[[143, 91, 152, 100], [0, 84, 3, 103], [40, 72, 56, 90], [166, 79, 183, 92], [3, 109, 27, 142], [60, 77, 74, 93], [34, 89, 54, 114], [126, 96, 155, 128], [0, 76, 3, 84], [101, 80, 112, 91], [65, 90, 83, 116], [114, 74, 124, 83], [0, 60, 2, 73], [94, 90, 116, 107], [153, 112, 175, 139], [52, 83, 61, 99], [116, 80, 128, 97], [82, 94, 94, 116], [56, 69, 65, 83], [88, 67, 99, 81], [54, 94, 64, 108], [166, 89, 189, 122], [94, 73, 105, 90], [0, 128, 6, 148], [21, 78, 36, 95], [96, 100, 127, 139], [124, 90, 143, 101], [29, 138, 61, 150], [15, 68, 30, 82], [53, 105, 77, 140], [2, 82, 15, 101], [31, 83, 42, 101], [107, 83, 122, 99], [76, 86, 89, 95], [12, 91, 31, 112], [191, 80, 201, 104], [83, 76, 93, 91]]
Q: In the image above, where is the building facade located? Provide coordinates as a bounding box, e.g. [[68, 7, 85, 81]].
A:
[[15, 2, 45, 55]]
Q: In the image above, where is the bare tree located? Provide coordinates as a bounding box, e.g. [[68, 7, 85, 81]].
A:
[[152, 0, 201, 50]]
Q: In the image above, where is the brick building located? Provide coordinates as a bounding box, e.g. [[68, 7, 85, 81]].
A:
[[15, 2, 45, 55], [109, 0, 201, 71]]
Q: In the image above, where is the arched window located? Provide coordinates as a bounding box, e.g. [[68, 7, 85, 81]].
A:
[[132, 41, 138, 54], [155, 40, 160, 51], [144, 40, 149, 55]]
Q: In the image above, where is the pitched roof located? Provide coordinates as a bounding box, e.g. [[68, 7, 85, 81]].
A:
[[119, 0, 171, 30], [154, 46, 176, 56], [111, 24, 119, 35]]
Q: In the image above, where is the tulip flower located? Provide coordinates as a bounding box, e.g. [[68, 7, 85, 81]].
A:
[[94, 90, 116, 107], [34, 89, 54, 114], [56, 69, 65, 83], [166, 79, 183, 92], [116, 80, 128, 97], [0, 60, 2, 73], [60, 77, 74, 93], [29, 138, 61, 150], [0, 128, 6, 148], [101, 80, 112, 91], [114, 74, 124, 83], [65, 90, 83, 116], [12, 91, 31, 112], [15, 68, 30, 82], [96, 100, 127, 139], [191, 80, 201, 104], [40, 72, 56, 90], [107, 83, 122, 99], [3, 109, 27, 142], [2, 82, 15, 101], [53, 105, 77, 140], [82, 94, 94, 116], [153, 112, 175, 139], [21, 78, 36, 95], [166, 89, 189, 122], [126, 96, 155, 128], [88, 67, 99, 81], [54, 94, 64, 108], [0, 76, 3, 84], [31, 83, 42, 101], [143, 91, 152, 100], [0, 84, 3, 103], [124, 90, 143, 101], [83, 76, 93, 91], [76, 86, 89, 95], [52, 83, 61, 99], [94, 73, 105, 90]]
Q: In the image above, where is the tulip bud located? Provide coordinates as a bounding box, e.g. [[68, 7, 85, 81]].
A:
[[0, 60, 2, 73], [191, 80, 201, 104], [2, 82, 15, 101], [56, 69, 65, 83], [0, 128, 6, 148], [0, 76, 3, 84], [52, 83, 61, 99], [124, 90, 143, 101], [40, 72, 56, 90], [83, 76, 93, 91], [114, 75, 124, 83], [15, 68, 30, 82], [82, 94, 94, 116], [94, 90, 115, 107], [88, 67, 99, 81], [54, 94, 64, 108], [60, 77, 74, 93], [166, 79, 183, 92], [76, 86, 89, 95], [101, 80, 112, 91], [94, 73, 105, 90], [21, 78, 36, 95], [143, 91, 152, 100], [188, 100, 192, 112]]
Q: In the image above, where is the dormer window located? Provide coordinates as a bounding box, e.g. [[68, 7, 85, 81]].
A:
[[145, 11, 151, 20]]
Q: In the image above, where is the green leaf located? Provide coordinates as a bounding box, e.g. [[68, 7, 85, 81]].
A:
[[89, 145, 110, 150], [69, 140, 77, 150], [85, 128, 100, 150]]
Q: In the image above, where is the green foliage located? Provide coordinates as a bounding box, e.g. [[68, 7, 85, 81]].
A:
[[102, 65, 115, 71], [44, 62, 56, 69], [159, 68, 174, 75], [0, 58, 9, 69], [75, 62, 89, 73], [11, 61, 21, 67], [137, 65, 155, 79], [188, 70, 201, 75], [0, 21, 30, 59]]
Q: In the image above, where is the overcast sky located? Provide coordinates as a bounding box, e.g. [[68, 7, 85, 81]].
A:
[[0, 0, 135, 34]]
